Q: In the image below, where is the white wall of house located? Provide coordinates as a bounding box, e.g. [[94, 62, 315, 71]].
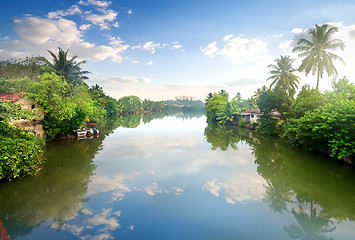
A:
[[13, 97, 45, 137], [249, 113, 260, 123]]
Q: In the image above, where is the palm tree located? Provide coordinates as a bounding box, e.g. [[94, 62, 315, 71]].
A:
[[216, 102, 239, 125], [42, 48, 90, 85], [292, 24, 345, 89], [205, 92, 213, 104], [267, 55, 300, 97], [218, 89, 229, 102]]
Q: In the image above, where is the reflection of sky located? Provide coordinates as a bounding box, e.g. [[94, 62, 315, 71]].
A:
[[78, 116, 274, 238], [16, 116, 355, 240]]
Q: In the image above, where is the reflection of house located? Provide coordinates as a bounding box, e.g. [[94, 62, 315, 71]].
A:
[[0, 92, 45, 137], [242, 109, 262, 123]]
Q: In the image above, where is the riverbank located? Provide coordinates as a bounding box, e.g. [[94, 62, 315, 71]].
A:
[[2, 115, 355, 239], [205, 78, 354, 164]]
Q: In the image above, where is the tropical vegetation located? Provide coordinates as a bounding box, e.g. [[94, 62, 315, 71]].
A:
[[205, 24, 354, 163], [0, 101, 45, 180], [293, 24, 345, 89], [0, 48, 206, 180]]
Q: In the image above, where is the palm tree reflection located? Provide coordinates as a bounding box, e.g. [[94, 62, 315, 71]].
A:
[[284, 204, 335, 240], [263, 179, 293, 214]]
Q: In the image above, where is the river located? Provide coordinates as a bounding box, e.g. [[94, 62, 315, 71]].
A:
[[0, 114, 355, 240]]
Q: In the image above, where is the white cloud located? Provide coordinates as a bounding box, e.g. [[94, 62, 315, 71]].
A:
[[108, 36, 128, 49], [87, 208, 120, 230], [48, 5, 81, 19], [221, 35, 268, 64], [203, 180, 221, 197], [278, 39, 293, 53], [14, 16, 82, 45], [81, 208, 94, 215], [171, 43, 182, 50], [133, 41, 161, 53], [202, 35, 270, 65], [128, 9, 133, 15], [113, 22, 119, 28], [88, 174, 131, 201], [270, 33, 283, 38], [203, 173, 266, 204], [0, 16, 129, 63], [78, 0, 112, 8], [290, 27, 304, 34], [85, 9, 118, 30], [200, 41, 218, 57], [146, 60, 154, 66], [132, 41, 181, 53], [142, 182, 162, 196], [79, 24, 92, 31], [0, 36, 10, 41], [131, 60, 139, 64], [174, 187, 184, 195]]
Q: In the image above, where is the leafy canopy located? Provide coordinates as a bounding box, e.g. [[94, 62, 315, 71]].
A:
[[293, 24, 345, 89], [41, 48, 90, 86], [267, 55, 300, 98]]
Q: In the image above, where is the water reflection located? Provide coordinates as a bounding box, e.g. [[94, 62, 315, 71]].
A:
[[0, 140, 98, 238], [284, 205, 336, 240], [204, 122, 355, 239], [1, 114, 355, 239], [204, 123, 242, 151], [0, 119, 123, 239]]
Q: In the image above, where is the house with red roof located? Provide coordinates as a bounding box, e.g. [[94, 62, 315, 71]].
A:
[[0, 92, 45, 137]]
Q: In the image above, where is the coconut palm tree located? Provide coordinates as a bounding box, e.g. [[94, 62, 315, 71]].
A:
[[42, 48, 90, 85], [267, 55, 300, 97], [292, 24, 345, 89], [205, 92, 213, 104]]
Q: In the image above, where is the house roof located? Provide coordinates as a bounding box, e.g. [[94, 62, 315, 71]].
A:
[[0, 92, 27, 103], [270, 109, 281, 116], [243, 108, 261, 114]]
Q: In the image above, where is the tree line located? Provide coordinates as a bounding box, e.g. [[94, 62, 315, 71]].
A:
[[205, 24, 354, 163], [0, 48, 206, 180]]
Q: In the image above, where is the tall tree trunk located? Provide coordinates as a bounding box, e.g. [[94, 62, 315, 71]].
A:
[[316, 66, 320, 89]]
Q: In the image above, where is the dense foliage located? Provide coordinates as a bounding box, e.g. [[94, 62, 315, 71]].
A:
[[204, 24, 354, 163], [0, 101, 45, 180], [205, 90, 261, 126], [282, 78, 354, 161], [0, 57, 45, 81], [40, 47, 90, 86], [0, 122, 45, 180]]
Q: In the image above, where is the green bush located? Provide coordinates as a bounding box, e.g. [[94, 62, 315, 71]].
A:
[[0, 122, 44, 180], [282, 78, 355, 161], [239, 118, 248, 128], [256, 114, 278, 136]]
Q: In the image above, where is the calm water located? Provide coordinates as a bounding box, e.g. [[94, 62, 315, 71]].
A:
[[1, 114, 355, 240]]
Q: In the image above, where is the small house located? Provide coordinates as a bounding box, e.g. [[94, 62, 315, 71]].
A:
[[0, 92, 45, 137], [242, 109, 262, 123]]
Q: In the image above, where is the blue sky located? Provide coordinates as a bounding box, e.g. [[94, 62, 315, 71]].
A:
[[1, 0, 354, 100]]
